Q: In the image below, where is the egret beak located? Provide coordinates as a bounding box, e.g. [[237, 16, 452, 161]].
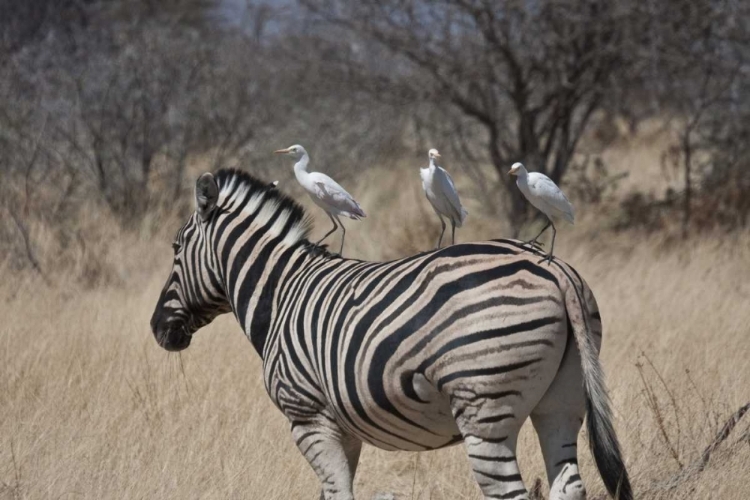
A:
[[434, 153, 441, 158], [274, 148, 290, 155]]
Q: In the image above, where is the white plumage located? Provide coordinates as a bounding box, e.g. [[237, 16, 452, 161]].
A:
[[420, 148, 468, 249], [509, 162, 574, 262], [275, 144, 365, 255]]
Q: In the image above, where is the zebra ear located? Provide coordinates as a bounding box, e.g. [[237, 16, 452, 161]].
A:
[[268, 180, 279, 190], [195, 173, 219, 221]]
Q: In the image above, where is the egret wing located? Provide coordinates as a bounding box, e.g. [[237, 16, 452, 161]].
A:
[[435, 166, 467, 224], [528, 173, 575, 223], [310, 172, 366, 217], [310, 172, 352, 200]]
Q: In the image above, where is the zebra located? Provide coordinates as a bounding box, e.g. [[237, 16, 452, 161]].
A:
[[150, 168, 632, 500]]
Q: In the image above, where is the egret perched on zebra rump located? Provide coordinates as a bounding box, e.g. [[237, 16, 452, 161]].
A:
[[421, 148, 468, 249], [150, 168, 632, 500], [275, 144, 365, 256], [509, 162, 575, 263]]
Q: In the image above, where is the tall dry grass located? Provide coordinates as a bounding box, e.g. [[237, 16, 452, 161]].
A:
[[1, 138, 749, 500]]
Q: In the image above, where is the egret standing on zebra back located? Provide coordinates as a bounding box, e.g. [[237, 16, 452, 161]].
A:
[[275, 144, 365, 256], [421, 148, 468, 249], [509, 162, 575, 263]]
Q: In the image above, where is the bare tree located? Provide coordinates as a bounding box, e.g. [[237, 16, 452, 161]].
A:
[[299, 0, 643, 228], [661, 1, 750, 234]]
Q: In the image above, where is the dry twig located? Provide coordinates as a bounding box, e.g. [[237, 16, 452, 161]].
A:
[[655, 402, 750, 491]]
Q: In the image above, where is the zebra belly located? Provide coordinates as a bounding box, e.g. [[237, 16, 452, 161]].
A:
[[345, 373, 462, 451]]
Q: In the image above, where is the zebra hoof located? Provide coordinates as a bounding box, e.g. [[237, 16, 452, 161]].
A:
[[549, 463, 586, 500]]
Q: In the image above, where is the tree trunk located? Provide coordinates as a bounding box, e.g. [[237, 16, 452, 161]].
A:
[[489, 129, 527, 236], [682, 129, 692, 239]]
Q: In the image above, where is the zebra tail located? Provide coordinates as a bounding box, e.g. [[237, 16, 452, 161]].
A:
[[563, 277, 633, 500]]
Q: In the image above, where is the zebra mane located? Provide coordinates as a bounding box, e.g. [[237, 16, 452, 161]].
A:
[[213, 168, 312, 246]]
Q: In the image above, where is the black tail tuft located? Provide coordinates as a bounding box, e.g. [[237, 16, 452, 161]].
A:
[[586, 395, 633, 500]]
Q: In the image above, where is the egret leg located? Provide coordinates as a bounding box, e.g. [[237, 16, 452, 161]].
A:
[[335, 215, 346, 256], [538, 222, 557, 265], [451, 221, 456, 246], [526, 218, 551, 249], [316, 213, 339, 246], [436, 215, 446, 250]]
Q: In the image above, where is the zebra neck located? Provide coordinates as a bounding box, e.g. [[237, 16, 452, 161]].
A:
[[221, 239, 318, 359]]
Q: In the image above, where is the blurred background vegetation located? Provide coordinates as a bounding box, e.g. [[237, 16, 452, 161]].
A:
[[2, 3, 750, 499], [1, 0, 749, 283]]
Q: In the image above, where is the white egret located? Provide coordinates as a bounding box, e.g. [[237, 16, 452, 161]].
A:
[[420, 148, 468, 249], [508, 162, 574, 263], [274, 144, 365, 255]]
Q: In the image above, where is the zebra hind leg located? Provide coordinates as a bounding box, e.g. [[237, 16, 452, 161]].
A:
[[450, 392, 531, 500], [292, 423, 362, 500], [461, 430, 529, 500], [530, 323, 588, 500], [531, 413, 586, 500]]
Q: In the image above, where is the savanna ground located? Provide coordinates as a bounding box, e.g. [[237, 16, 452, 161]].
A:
[[1, 131, 749, 500]]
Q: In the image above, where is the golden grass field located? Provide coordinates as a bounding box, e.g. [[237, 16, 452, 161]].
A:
[[2, 135, 749, 499]]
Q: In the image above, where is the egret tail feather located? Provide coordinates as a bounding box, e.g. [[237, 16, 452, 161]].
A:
[[352, 204, 366, 219]]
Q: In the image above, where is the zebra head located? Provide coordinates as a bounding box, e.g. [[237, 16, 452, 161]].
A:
[[150, 170, 299, 351], [150, 172, 232, 351]]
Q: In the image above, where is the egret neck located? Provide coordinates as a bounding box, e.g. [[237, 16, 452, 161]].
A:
[[513, 165, 531, 197], [428, 155, 437, 172], [293, 151, 311, 187]]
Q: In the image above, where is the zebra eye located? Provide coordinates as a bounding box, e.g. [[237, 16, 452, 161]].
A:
[[172, 242, 181, 253]]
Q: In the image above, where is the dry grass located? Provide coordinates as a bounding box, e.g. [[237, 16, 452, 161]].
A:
[[1, 138, 749, 500]]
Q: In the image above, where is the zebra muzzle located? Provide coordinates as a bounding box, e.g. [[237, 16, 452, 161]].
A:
[[155, 322, 192, 352]]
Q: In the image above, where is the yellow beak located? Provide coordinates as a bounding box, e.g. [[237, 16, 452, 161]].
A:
[[434, 153, 441, 158], [274, 148, 290, 154]]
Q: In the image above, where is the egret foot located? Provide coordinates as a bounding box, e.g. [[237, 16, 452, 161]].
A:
[[519, 239, 544, 256], [538, 253, 554, 265], [524, 239, 545, 249]]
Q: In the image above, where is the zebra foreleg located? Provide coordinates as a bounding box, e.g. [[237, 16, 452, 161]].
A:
[[292, 423, 362, 500]]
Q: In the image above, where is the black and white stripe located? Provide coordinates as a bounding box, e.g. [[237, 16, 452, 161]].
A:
[[150, 169, 632, 500]]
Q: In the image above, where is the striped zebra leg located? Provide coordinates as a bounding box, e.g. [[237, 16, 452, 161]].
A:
[[291, 423, 362, 500], [450, 391, 533, 500], [462, 431, 529, 500], [531, 413, 586, 500], [530, 328, 588, 500]]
